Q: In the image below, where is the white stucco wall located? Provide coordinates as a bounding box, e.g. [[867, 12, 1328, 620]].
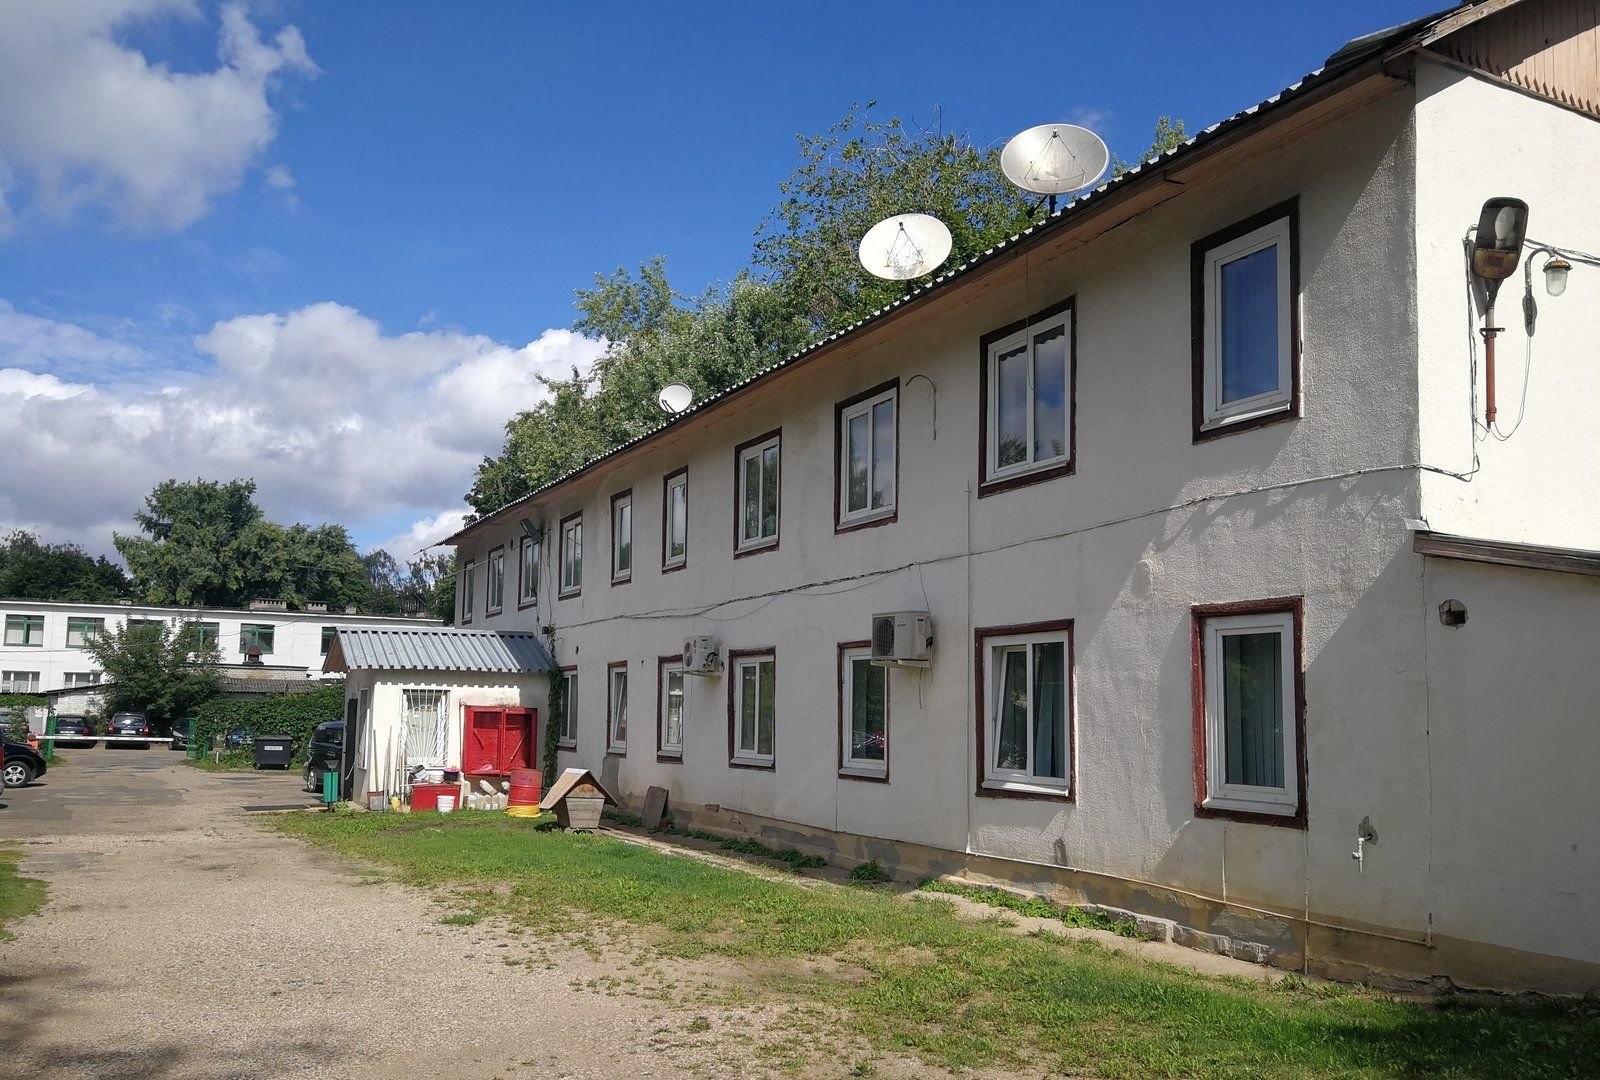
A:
[[1414, 61, 1600, 548]]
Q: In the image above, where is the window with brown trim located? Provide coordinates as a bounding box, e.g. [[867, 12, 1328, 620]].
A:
[[486, 545, 505, 614], [662, 467, 688, 571], [835, 380, 898, 531], [607, 661, 628, 755], [459, 560, 475, 623], [518, 534, 538, 608], [734, 430, 781, 556], [1191, 199, 1300, 440], [611, 489, 632, 584], [978, 298, 1075, 497], [558, 666, 578, 748], [657, 655, 686, 760], [727, 648, 775, 768], [838, 642, 888, 781], [974, 620, 1073, 800], [1191, 598, 1305, 826], [559, 512, 582, 598]]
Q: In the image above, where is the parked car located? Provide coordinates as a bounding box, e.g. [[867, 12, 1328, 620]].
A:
[[2, 739, 47, 787], [52, 715, 96, 749], [106, 712, 152, 749], [168, 718, 193, 751], [302, 721, 344, 793]]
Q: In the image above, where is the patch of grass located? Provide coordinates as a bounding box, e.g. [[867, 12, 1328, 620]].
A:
[[0, 845, 47, 940], [268, 812, 1600, 1080], [849, 860, 891, 884], [672, 826, 828, 870], [918, 879, 1147, 939], [438, 912, 481, 926]]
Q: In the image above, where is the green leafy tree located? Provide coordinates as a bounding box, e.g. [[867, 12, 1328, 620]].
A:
[[364, 549, 455, 623], [86, 619, 219, 727], [0, 531, 131, 601], [1112, 116, 1188, 177], [114, 479, 372, 610]]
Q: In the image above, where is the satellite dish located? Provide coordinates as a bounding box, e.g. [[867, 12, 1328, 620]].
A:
[[657, 383, 694, 414], [1000, 124, 1110, 196], [858, 213, 953, 281]]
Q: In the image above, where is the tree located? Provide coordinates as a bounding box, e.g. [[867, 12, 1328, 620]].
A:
[[1112, 116, 1188, 177], [114, 478, 372, 610], [0, 531, 131, 601], [363, 549, 456, 623], [86, 619, 219, 727]]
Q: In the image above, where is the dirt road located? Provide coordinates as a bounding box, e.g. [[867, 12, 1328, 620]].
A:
[[0, 750, 815, 1080]]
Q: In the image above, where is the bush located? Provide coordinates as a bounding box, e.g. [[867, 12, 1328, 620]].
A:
[[0, 695, 45, 742], [191, 684, 344, 764]]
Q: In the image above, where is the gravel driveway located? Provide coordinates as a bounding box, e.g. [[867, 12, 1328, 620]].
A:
[[0, 750, 848, 1080]]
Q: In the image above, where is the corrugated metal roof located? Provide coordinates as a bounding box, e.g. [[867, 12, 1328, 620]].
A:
[[443, 2, 1481, 547], [330, 627, 555, 674]]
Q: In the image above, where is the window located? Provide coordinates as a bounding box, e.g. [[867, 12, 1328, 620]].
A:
[[1, 670, 40, 693], [1194, 601, 1303, 822], [607, 663, 628, 754], [63, 672, 102, 689], [976, 622, 1072, 797], [4, 614, 44, 647], [1193, 201, 1298, 437], [559, 513, 583, 598], [662, 468, 688, 571], [658, 658, 686, 759], [839, 645, 888, 779], [487, 547, 505, 612], [127, 617, 162, 632], [66, 617, 105, 648], [189, 621, 219, 650], [729, 651, 775, 768], [239, 623, 275, 654], [559, 667, 578, 747], [460, 559, 475, 622], [836, 382, 897, 529], [980, 300, 1073, 493], [320, 626, 337, 656], [734, 431, 781, 554], [518, 534, 539, 606], [402, 689, 449, 766], [611, 490, 632, 583]]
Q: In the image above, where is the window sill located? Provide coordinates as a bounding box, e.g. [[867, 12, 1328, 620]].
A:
[[1195, 401, 1294, 442], [517, 598, 537, 610], [606, 746, 627, 757], [611, 575, 631, 586], [1198, 795, 1301, 827], [837, 508, 896, 534], [977, 459, 1074, 499], [978, 779, 1072, 802], [557, 740, 577, 751], [557, 589, 581, 601], [657, 750, 684, 763], [733, 538, 778, 559], [485, 607, 502, 617], [730, 756, 775, 771], [839, 766, 888, 783], [662, 559, 687, 574]]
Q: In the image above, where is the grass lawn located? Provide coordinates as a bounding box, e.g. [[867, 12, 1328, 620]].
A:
[[271, 812, 1597, 1080], [0, 845, 47, 941]]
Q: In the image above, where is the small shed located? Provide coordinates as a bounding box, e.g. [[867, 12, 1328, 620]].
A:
[[538, 767, 618, 831]]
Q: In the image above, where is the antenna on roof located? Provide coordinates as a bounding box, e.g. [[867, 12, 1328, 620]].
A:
[[857, 213, 953, 281], [657, 383, 694, 414], [1000, 123, 1110, 214]]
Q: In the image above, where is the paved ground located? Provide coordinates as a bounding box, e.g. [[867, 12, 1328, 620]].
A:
[[0, 749, 883, 1080]]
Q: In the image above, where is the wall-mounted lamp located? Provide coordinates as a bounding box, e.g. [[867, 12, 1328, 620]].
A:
[[1470, 197, 1529, 426], [1544, 257, 1571, 297]]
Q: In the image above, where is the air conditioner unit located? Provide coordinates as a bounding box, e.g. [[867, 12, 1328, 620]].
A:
[[871, 611, 933, 668], [683, 635, 722, 676]]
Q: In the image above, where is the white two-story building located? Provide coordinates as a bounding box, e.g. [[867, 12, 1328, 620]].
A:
[[354, 1, 1600, 993]]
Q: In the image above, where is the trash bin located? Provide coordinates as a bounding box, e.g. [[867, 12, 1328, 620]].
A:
[[252, 735, 294, 770]]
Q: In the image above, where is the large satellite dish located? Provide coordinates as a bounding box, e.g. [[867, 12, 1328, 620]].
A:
[[1000, 123, 1110, 196], [657, 383, 694, 414], [858, 213, 953, 281]]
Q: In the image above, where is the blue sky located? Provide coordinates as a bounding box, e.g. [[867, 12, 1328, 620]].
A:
[[0, 0, 1444, 559]]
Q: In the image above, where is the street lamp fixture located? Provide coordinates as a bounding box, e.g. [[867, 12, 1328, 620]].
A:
[[1470, 197, 1529, 426]]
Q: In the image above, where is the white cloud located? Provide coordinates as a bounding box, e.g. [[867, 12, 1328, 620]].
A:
[[377, 509, 470, 562], [0, 1, 316, 234], [0, 300, 606, 555]]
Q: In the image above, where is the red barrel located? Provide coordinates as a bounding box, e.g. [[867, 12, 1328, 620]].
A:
[[508, 768, 542, 808]]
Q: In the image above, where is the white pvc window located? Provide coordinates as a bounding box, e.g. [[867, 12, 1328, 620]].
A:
[[1201, 611, 1297, 815], [732, 654, 775, 766], [1201, 216, 1293, 429], [840, 388, 897, 525], [660, 663, 685, 757], [607, 666, 628, 753], [519, 535, 538, 605], [560, 670, 578, 746], [737, 436, 780, 551], [664, 471, 687, 569], [62, 672, 102, 688], [560, 516, 582, 597], [612, 493, 632, 582], [986, 309, 1071, 481], [402, 689, 449, 767], [841, 647, 887, 778], [1, 670, 40, 693], [984, 632, 1070, 794], [460, 561, 475, 622], [487, 549, 505, 612]]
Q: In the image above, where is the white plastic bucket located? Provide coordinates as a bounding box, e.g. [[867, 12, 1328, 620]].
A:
[[436, 794, 456, 814]]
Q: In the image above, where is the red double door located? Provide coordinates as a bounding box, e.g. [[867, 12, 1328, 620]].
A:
[[463, 706, 538, 776]]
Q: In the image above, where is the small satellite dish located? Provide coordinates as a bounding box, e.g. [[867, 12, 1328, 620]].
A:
[[657, 383, 694, 414], [1000, 123, 1110, 196], [858, 214, 954, 281]]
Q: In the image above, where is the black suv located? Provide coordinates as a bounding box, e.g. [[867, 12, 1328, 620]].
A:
[[107, 712, 152, 749], [2, 739, 47, 787], [302, 721, 344, 794], [53, 715, 96, 749]]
